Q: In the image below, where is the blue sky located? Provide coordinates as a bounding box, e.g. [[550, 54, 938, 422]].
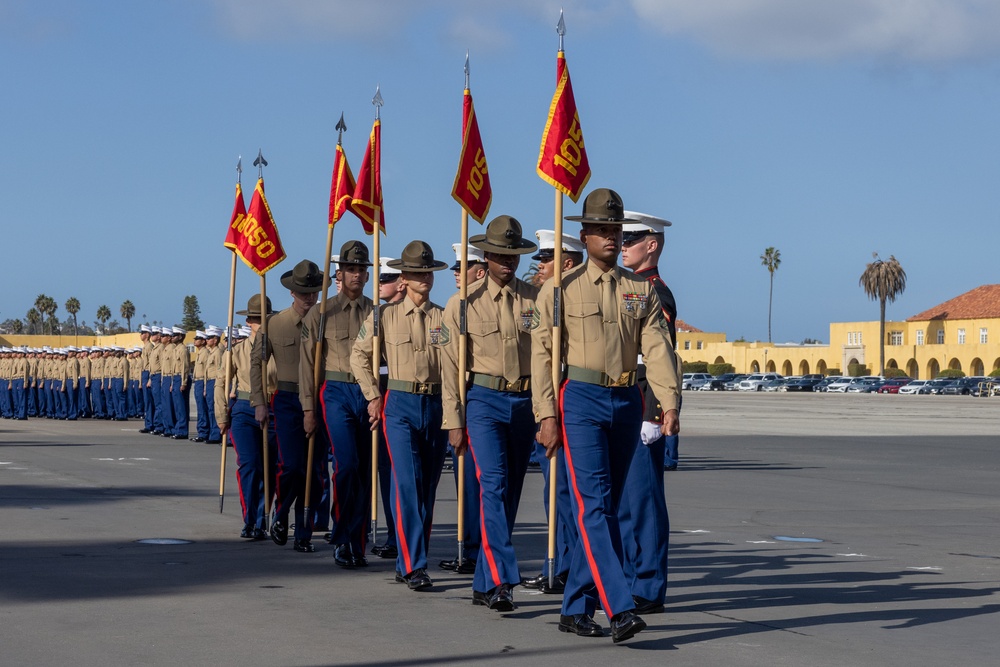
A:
[[3, 0, 1000, 344]]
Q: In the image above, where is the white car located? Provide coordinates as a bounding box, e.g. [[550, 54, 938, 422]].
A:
[[738, 373, 782, 391], [681, 373, 713, 391], [897, 379, 928, 395], [825, 377, 854, 393]]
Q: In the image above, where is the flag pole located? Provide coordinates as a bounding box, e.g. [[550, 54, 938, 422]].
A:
[[304, 113, 347, 533], [546, 10, 568, 591], [370, 87, 384, 550], [219, 156, 242, 513], [254, 149, 272, 532], [455, 54, 472, 566]]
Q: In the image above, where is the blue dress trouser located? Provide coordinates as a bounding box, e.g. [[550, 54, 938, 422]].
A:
[[534, 439, 576, 578], [559, 380, 642, 619], [383, 390, 447, 577], [271, 390, 323, 542], [90, 380, 104, 418], [111, 378, 126, 420], [160, 375, 174, 434], [77, 379, 90, 418], [27, 381, 37, 417], [320, 380, 372, 552], [12, 379, 26, 419], [193, 379, 209, 439], [376, 425, 397, 548], [206, 379, 221, 441], [618, 434, 670, 604], [170, 375, 189, 437], [228, 398, 276, 529], [448, 445, 481, 563], [65, 381, 78, 420], [143, 372, 155, 430], [466, 384, 534, 593], [53, 380, 66, 419], [150, 373, 165, 432]]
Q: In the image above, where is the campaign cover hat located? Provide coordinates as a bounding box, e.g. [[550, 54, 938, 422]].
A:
[[280, 259, 324, 293], [565, 188, 638, 225], [470, 215, 537, 256], [386, 241, 448, 272], [337, 240, 373, 268], [236, 294, 275, 317]]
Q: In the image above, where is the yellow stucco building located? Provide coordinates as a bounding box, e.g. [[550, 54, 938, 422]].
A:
[[676, 285, 1000, 379]]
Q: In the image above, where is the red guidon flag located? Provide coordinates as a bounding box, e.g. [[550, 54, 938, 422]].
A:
[[451, 88, 492, 223], [350, 119, 385, 235], [537, 51, 591, 202], [223, 181, 247, 249], [328, 143, 356, 227], [226, 178, 286, 275]]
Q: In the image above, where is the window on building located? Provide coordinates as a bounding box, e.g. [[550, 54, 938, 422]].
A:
[[958, 328, 966, 344], [936, 329, 945, 344], [981, 328, 988, 344], [916, 330, 924, 345], [889, 331, 903, 345], [696, 341, 703, 350], [858, 332, 862, 345], [683, 340, 690, 350]]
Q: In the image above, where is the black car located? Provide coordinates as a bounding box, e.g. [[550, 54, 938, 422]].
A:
[[698, 378, 727, 391], [783, 377, 822, 392], [940, 377, 988, 395]]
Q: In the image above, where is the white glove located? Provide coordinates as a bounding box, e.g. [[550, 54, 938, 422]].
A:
[[640, 421, 662, 446]]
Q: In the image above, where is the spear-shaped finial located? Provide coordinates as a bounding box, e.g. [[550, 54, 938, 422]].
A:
[[372, 85, 384, 120], [464, 51, 470, 90], [336, 112, 347, 145], [253, 149, 268, 179], [236, 155, 242, 184], [557, 9, 566, 52]]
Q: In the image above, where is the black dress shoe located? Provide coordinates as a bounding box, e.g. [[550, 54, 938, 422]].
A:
[[351, 552, 369, 568], [521, 572, 547, 590], [438, 557, 476, 574], [558, 614, 604, 637], [610, 611, 646, 643], [487, 584, 515, 612], [371, 543, 398, 559], [334, 544, 355, 568], [171, 434, 187, 440], [293, 539, 315, 553], [323, 532, 334, 544], [541, 573, 567, 594], [151, 430, 162, 436], [251, 527, 267, 541], [406, 569, 432, 591], [664, 464, 677, 471], [239, 524, 253, 539], [472, 590, 489, 606], [270, 520, 288, 546], [394, 571, 406, 584], [190, 437, 206, 442], [206, 439, 221, 444], [139, 428, 151, 434], [632, 595, 665, 614]]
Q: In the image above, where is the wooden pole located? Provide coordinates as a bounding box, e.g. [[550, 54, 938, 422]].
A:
[[260, 274, 271, 530], [370, 212, 382, 547], [547, 189, 563, 587], [456, 209, 469, 564], [218, 252, 238, 513]]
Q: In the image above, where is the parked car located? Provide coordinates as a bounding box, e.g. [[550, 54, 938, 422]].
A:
[[877, 378, 912, 394], [724, 374, 749, 391], [846, 378, 882, 393], [918, 378, 953, 395], [897, 379, 928, 395], [940, 377, 989, 395], [761, 377, 789, 392], [738, 373, 782, 391], [971, 380, 1000, 397], [697, 377, 727, 391], [825, 377, 855, 393], [783, 377, 823, 392], [813, 376, 842, 393], [681, 372, 713, 391]]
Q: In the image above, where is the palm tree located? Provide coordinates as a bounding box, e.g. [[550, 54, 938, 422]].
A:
[[34, 294, 57, 335], [96, 305, 112, 334], [120, 300, 136, 332], [26, 308, 41, 334], [760, 247, 781, 343], [65, 297, 81, 337], [859, 253, 907, 376]]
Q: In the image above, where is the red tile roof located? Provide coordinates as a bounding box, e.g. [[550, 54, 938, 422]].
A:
[[676, 318, 703, 333], [907, 285, 1000, 321]]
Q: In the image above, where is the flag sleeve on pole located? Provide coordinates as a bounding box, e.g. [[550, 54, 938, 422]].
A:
[[537, 51, 591, 202], [451, 89, 492, 224], [227, 178, 286, 275], [349, 119, 385, 236], [328, 143, 357, 227], [223, 182, 247, 249]]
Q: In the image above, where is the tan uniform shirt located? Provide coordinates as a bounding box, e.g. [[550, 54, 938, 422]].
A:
[[142, 340, 153, 373], [351, 295, 445, 402], [78, 356, 90, 386], [250, 306, 307, 407], [205, 345, 222, 382], [298, 292, 373, 410], [441, 276, 539, 428], [214, 332, 276, 422], [64, 357, 78, 389], [148, 342, 163, 375], [193, 347, 208, 382], [530, 260, 680, 421], [28, 357, 39, 387], [91, 357, 105, 389]]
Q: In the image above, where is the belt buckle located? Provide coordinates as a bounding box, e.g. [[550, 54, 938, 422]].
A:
[[610, 372, 631, 387], [416, 382, 429, 394]]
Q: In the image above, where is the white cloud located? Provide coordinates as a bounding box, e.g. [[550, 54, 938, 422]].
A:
[[630, 0, 1000, 62]]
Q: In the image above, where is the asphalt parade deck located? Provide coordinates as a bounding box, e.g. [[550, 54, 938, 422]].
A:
[[2, 393, 998, 666]]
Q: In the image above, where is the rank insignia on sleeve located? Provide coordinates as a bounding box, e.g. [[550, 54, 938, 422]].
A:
[[529, 307, 541, 330], [438, 324, 451, 345], [358, 323, 366, 339], [622, 292, 648, 313], [300, 323, 310, 340], [520, 307, 536, 330]]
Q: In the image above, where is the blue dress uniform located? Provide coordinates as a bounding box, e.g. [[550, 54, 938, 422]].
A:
[[12, 351, 28, 420], [159, 340, 176, 435], [215, 315, 277, 538], [169, 333, 192, 439], [75, 352, 90, 419], [351, 241, 449, 590], [192, 334, 210, 440], [204, 334, 223, 443], [148, 334, 167, 433], [441, 215, 539, 610], [531, 189, 681, 642], [618, 263, 679, 610], [27, 353, 38, 417], [300, 258, 374, 564]]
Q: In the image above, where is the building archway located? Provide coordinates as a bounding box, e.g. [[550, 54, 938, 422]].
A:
[[906, 359, 918, 379], [969, 358, 984, 376], [993, 357, 1000, 373], [948, 358, 963, 373], [750, 361, 760, 372], [714, 356, 725, 365], [886, 358, 898, 369], [766, 360, 776, 373], [816, 359, 828, 375], [927, 359, 940, 378], [798, 359, 811, 375], [782, 360, 792, 375]]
